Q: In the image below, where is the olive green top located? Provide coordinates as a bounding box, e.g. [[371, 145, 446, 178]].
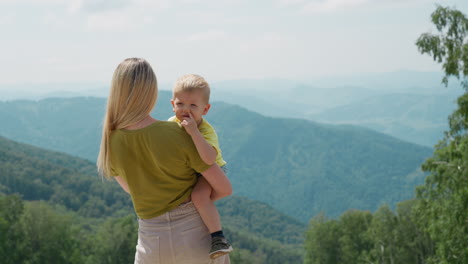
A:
[[110, 121, 211, 219]]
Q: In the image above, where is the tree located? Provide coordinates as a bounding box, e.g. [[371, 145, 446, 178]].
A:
[[395, 200, 434, 264], [19, 201, 82, 264], [416, 5, 468, 89], [0, 194, 25, 264], [415, 5, 468, 264], [304, 213, 342, 264], [89, 215, 138, 264], [337, 210, 373, 264], [365, 205, 398, 264]]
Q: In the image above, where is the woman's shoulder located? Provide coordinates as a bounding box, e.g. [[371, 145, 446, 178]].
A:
[[113, 120, 180, 134], [111, 120, 194, 148], [154, 120, 186, 134], [150, 121, 194, 142], [149, 122, 200, 154]]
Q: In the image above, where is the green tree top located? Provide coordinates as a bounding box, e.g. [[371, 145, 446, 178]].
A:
[[416, 5, 468, 89]]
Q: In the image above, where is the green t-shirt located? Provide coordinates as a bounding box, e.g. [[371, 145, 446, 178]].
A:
[[109, 121, 211, 219]]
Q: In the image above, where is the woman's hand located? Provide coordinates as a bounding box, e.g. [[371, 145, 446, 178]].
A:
[[114, 176, 130, 194], [200, 164, 232, 201]]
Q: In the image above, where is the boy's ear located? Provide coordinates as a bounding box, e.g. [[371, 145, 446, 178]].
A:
[[202, 104, 211, 115], [170, 99, 176, 112]]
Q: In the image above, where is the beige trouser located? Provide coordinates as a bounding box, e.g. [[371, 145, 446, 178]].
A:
[[135, 201, 230, 264]]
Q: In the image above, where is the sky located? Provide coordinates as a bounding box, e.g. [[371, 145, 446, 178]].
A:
[[0, 0, 467, 92]]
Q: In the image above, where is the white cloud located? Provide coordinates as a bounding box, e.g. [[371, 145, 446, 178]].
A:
[[79, 0, 172, 32], [65, 0, 171, 15], [0, 0, 64, 3], [126, 0, 171, 10], [86, 10, 140, 31], [41, 56, 65, 65], [41, 12, 60, 25], [67, 0, 133, 14], [67, 0, 82, 14], [0, 13, 14, 25], [186, 30, 228, 42], [277, 0, 307, 6], [302, 0, 371, 13], [296, 0, 439, 14]]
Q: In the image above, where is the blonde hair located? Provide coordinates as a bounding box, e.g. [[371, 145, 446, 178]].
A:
[[97, 58, 158, 179], [173, 74, 210, 103]]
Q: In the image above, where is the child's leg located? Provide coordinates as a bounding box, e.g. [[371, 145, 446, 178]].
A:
[[192, 176, 233, 259], [191, 176, 222, 233]]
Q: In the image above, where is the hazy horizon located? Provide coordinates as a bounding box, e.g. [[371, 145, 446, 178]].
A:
[[0, 69, 459, 101], [1, 0, 467, 90]]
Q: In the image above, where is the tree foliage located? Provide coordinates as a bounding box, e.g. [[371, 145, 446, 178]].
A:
[[416, 5, 468, 89], [0, 194, 25, 263], [0, 194, 137, 264], [304, 202, 433, 264], [0, 193, 305, 264], [415, 5, 468, 264], [304, 6, 468, 264]]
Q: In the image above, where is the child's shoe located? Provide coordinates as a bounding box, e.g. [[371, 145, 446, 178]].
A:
[[209, 237, 233, 259]]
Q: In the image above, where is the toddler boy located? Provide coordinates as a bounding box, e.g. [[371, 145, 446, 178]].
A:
[[169, 74, 233, 259]]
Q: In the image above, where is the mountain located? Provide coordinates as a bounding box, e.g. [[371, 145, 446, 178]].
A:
[[0, 136, 305, 263], [0, 82, 108, 101], [211, 79, 387, 117], [310, 92, 459, 147], [1, 71, 460, 148], [209, 72, 462, 147], [208, 104, 431, 221], [306, 70, 453, 91], [0, 95, 432, 222]]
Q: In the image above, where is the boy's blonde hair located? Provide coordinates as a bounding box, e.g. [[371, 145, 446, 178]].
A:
[[173, 74, 210, 103], [97, 58, 158, 179]]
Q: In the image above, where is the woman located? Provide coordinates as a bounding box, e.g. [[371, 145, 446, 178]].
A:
[[97, 58, 232, 264]]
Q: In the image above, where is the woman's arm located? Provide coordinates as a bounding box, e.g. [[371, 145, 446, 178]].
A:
[[114, 176, 130, 194], [200, 164, 232, 201]]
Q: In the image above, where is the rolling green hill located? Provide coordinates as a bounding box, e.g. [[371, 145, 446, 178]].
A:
[[0, 136, 305, 263], [0, 95, 432, 221]]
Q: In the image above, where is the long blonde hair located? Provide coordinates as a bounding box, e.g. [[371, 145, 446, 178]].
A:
[[97, 58, 158, 178]]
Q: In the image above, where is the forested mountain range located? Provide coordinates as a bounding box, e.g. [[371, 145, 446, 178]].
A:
[[0, 136, 305, 263], [0, 71, 459, 148], [210, 73, 461, 147], [0, 94, 432, 221]]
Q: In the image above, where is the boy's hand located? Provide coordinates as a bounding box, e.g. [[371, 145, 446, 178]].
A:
[[181, 112, 199, 136]]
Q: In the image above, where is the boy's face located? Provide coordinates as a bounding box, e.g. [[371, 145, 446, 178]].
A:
[[171, 90, 210, 126]]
